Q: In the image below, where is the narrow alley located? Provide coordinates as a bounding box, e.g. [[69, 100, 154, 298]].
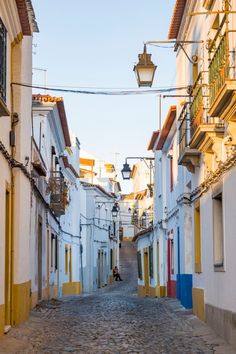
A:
[[0, 241, 233, 354]]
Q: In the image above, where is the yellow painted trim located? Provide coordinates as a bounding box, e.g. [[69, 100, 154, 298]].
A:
[[0, 304, 4, 335], [62, 281, 81, 296], [11, 32, 23, 48], [12, 281, 30, 326], [49, 284, 58, 300], [149, 286, 159, 297], [192, 288, 205, 322], [137, 285, 146, 297], [31, 285, 59, 308]]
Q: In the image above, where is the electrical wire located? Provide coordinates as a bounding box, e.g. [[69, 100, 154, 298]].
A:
[[12, 82, 188, 96]]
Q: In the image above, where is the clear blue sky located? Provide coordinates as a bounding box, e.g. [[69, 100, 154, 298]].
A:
[[32, 0, 176, 191]]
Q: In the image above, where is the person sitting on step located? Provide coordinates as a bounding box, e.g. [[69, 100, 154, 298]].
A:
[[113, 266, 123, 281]]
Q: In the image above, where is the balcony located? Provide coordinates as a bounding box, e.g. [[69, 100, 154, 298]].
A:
[[48, 171, 68, 216], [208, 27, 236, 119], [189, 71, 225, 153], [178, 104, 201, 173], [31, 138, 47, 177]]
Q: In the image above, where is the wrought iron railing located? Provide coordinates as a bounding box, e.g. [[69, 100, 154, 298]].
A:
[[48, 171, 67, 216], [209, 33, 229, 106], [190, 73, 204, 137], [178, 104, 189, 156]]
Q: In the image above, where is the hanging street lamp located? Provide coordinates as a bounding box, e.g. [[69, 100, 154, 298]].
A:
[[111, 203, 119, 218], [133, 44, 157, 87], [121, 162, 132, 180]]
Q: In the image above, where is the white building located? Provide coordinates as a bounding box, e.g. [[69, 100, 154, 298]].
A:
[[167, 0, 236, 347], [31, 95, 81, 304], [80, 182, 119, 292], [0, 0, 38, 333]]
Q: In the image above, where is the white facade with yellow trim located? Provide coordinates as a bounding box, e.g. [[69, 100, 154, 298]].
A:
[[0, 0, 38, 334], [171, 0, 236, 348]]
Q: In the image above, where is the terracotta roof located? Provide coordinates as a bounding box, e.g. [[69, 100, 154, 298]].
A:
[[135, 189, 147, 200], [168, 0, 187, 39], [15, 0, 39, 35], [80, 168, 97, 177], [156, 106, 176, 150], [56, 101, 71, 147], [132, 226, 153, 242], [147, 131, 159, 151], [61, 156, 79, 178], [121, 193, 135, 201], [32, 95, 71, 148]]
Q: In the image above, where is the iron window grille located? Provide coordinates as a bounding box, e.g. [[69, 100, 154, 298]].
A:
[[0, 18, 7, 103]]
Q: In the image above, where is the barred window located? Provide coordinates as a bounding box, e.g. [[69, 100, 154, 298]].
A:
[[0, 18, 7, 103]]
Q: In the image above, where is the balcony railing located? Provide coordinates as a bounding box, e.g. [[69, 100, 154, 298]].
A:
[[209, 33, 229, 106], [48, 171, 68, 216], [178, 104, 189, 157], [190, 73, 204, 137]]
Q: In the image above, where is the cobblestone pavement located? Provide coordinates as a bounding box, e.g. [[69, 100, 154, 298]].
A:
[[0, 241, 235, 354]]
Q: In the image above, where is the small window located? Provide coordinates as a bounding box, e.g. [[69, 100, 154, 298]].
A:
[[137, 251, 142, 280], [55, 236, 58, 270], [65, 245, 68, 274], [51, 233, 54, 269], [69, 247, 72, 282], [0, 18, 7, 103], [213, 192, 224, 269], [171, 240, 174, 275], [149, 245, 153, 278]]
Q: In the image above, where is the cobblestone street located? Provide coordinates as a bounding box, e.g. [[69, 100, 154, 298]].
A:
[[0, 241, 234, 354]]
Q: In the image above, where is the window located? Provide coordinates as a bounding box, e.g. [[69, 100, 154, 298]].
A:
[[69, 247, 72, 282], [65, 245, 68, 274], [171, 239, 174, 275], [55, 236, 58, 270], [213, 192, 224, 269], [149, 245, 153, 278], [194, 202, 202, 273], [137, 251, 142, 280], [170, 156, 173, 192], [51, 234, 54, 269], [0, 18, 7, 103], [110, 248, 113, 270]]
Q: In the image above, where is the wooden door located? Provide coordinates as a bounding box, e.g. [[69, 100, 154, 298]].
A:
[[38, 218, 43, 301]]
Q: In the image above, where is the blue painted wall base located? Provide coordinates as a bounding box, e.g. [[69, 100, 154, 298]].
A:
[[176, 274, 192, 309]]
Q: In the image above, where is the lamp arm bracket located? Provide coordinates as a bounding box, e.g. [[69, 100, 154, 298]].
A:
[[177, 43, 198, 64]]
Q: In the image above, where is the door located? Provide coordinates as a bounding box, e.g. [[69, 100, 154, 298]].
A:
[[144, 249, 149, 296], [5, 190, 11, 326], [167, 239, 171, 296], [97, 251, 101, 288], [38, 218, 43, 301]]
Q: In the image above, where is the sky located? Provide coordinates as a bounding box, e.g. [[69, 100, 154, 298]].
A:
[[31, 0, 176, 192]]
